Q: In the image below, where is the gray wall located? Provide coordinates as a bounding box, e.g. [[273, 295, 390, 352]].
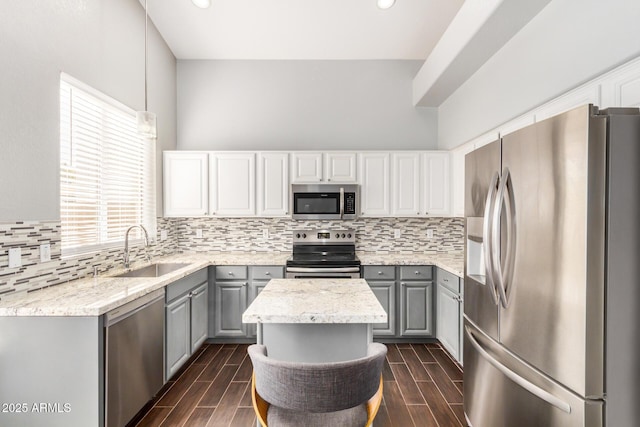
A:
[[0, 0, 177, 221], [437, 0, 640, 150], [177, 60, 437, 151]]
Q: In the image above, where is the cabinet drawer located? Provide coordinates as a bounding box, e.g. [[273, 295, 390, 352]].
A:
[[363, 266, 396, 280], [437, 268, 461, 294], [399, 266, 433, 280], [166, 268, 208, 302], [215, 266, 248, 280], [250, 266, 284, 280]]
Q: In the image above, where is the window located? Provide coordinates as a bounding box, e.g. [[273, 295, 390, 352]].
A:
[[60, 74, 156, 256]]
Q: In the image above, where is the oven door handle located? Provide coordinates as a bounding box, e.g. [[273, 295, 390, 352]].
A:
[[286, 267, 361, 273], [339, 187, 344, 219]]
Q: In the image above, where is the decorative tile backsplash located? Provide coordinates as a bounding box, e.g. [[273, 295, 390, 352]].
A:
[[0, 216, 463, 296], [0, 218, 180, 297], [175, 217, 464, 254]]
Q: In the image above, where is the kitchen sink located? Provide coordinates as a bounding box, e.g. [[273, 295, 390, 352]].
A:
[[115, 263, 191, 278]]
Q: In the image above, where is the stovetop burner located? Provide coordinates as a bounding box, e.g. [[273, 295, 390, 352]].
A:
[[286, 229, 360, 268]]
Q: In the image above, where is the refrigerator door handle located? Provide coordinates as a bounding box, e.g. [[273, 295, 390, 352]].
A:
[[483, 172, 500, 305], [492, 168, 516, 308], [465, 325, 572, 414]]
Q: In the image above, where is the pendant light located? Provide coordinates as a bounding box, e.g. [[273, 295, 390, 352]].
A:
[[137, 0, 157, 139], [377, 0, 396, 10]]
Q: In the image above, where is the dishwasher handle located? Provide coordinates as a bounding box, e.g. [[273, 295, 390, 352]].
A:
[[105, 289, 165, 326]]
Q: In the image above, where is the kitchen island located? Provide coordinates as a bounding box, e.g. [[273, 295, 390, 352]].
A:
[[242, 278, 387, 362]]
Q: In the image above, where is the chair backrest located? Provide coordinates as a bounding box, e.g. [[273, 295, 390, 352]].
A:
[[248, 343, 387, 413]]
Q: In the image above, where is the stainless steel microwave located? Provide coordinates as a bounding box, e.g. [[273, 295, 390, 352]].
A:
[[291, 184, 359, 220]]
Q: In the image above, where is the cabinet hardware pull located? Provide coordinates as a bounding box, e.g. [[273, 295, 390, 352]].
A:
[[415, 271, 420, 275], [378, 271, 383, 275], [265, 272, 271, 275]]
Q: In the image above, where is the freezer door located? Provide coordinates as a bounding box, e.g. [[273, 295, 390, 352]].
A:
[[497, 105, 606, 398], [464, 139, 500, 341], [464, 320, 603, 427]]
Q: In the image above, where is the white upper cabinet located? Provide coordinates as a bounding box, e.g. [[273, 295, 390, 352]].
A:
[[324, 152, 357, 182], [391, 152, 421, 216], [423, 152, 450, 216], [209, 153, 255, 216], [358, 153, 390, 217], [290, 152, 323, 183], [290, 152, 357, 183], [163, 152, 208, 217], [451, 141, 475, 217], [257, 152, 289, 216]]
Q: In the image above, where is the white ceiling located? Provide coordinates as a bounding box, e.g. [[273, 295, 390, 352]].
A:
[[145, 0, 465, 60]]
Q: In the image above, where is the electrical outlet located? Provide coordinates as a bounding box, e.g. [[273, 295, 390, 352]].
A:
[[262, 229, 269, 239], [8, 248, 22, 268], [160, 230, 168, 241], [426, 229, 434, 239], [195, 229, 203, 238], [394, 229, 401, 239], [40, 243, 51, 262]]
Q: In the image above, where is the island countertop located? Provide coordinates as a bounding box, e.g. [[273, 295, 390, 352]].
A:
[[242, 278, 388, 324]]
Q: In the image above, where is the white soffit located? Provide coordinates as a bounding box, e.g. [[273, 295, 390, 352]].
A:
[[413, 0, 553, 107], [143, 0, 464, 60]]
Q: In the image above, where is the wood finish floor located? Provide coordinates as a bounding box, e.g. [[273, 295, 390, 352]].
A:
[[133, 342, 466, 427]]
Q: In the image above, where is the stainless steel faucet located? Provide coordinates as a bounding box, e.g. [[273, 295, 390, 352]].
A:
[[123, 225, 151, 269]]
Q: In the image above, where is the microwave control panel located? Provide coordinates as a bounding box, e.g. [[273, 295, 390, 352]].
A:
[[344, 193, 356, 214]]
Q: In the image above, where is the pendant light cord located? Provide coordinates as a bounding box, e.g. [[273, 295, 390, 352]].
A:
[[144, 0, 149, 112]]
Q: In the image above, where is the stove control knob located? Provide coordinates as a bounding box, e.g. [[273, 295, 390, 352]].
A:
[[335, 233, 339, 238], [341, 233, 346, 238], [296, 233, 301, 239], [347, 233, 352, 238], [302, 233, 307, 238]]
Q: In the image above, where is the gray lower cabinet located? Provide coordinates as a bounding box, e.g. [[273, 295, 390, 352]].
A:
[[213, 265, 284, 338], [363, 266, 396, 336], [247, 266, 284, 337], [214, 266, 249, 337], [399, 265, 434, 337], [436, 267, 463, 364], [165, 268, 209, 380]]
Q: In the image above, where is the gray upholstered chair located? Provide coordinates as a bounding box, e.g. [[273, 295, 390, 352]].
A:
[[248, 343, 387, 427]]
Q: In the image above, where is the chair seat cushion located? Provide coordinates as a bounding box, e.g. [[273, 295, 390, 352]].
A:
[[267, 403, 368, 427]]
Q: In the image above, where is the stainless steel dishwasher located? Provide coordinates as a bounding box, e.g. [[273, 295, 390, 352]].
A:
[[105, 289, 164, 427]]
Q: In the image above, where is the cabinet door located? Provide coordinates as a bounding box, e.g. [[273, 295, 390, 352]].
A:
[[324, 152, 357, 182], [400, 281, 433, 336], [451, 142, 475, 217], [392, 153, 421, 216], [214, 281, 248, 337], [257, 152, 289, 216], [368, 281, 396, 336], [166, 294, 191, 380], [247, 280, 269, 337], [291, 152, 323, 182], [190, 283, 208, 353], [437, 284, 461, 361], [423, 152, 450, 216], [163, 152, 208, 217], [209, 153, 255, 216], [358, 153, 390, 216]]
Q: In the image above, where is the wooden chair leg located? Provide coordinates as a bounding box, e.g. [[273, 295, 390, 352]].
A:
[[251, 372, 270, 427], [364, 375, 384, 427]]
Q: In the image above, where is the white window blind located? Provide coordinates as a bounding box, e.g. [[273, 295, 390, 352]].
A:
[[60, 74, 156, 257]]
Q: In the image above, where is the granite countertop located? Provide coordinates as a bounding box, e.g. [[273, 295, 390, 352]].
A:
[[0, 251, 463, 317], [242, 279, 387, 324], [357, 252, 463, 277]]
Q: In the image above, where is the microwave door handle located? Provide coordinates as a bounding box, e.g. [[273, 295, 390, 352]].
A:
[[340, 187, 344, 219]]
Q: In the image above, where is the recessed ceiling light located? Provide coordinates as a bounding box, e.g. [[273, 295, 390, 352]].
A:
[[191, 0, 211, 9], [377, 0, 396, 10]]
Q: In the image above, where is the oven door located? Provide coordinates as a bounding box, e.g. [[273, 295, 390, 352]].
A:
[[285, 267, 361, 279]]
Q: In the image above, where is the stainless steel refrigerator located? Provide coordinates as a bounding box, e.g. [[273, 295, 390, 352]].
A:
[[463, 104, 640, 427]]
